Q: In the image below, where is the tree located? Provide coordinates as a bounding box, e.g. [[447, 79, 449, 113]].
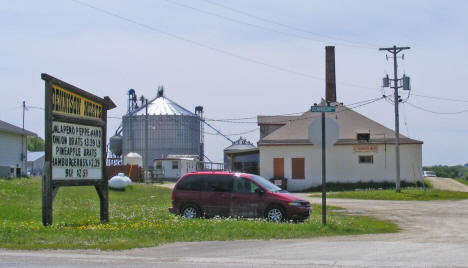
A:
[[27, 136, 45, 152]]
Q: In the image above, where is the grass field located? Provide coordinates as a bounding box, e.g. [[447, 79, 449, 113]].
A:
[[455, 178, 468, 186], [0, 178, 397, 250], [310, 188, 468, 201]]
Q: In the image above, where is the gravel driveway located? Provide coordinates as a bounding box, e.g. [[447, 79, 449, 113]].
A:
[[425, 177, 468, 192], [2, 190, 468, 267]]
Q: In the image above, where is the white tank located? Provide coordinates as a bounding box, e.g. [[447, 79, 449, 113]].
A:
[[123, 152, 143, 166], [109, 172, 132, 189]]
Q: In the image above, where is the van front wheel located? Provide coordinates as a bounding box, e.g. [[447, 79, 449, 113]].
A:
[[265, 206, 285, 222], [181, 204, 201, 219]]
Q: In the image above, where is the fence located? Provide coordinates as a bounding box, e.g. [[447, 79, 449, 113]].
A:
[[106, 165, 144, 182]]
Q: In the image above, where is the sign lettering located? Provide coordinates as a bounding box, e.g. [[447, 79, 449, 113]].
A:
[[353, 145, 378, 153], [52, 85, 103, 119], [310, 106, 336, 113], [51, 121, 102, 180]]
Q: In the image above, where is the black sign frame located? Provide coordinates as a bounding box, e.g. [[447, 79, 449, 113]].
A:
[[41, 73, 116, 226]]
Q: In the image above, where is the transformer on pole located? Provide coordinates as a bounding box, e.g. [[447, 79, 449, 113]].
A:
[[379, 45, 411, 193]]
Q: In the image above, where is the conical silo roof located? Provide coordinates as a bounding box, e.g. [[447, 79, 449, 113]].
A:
[[132, 90, 195, 116]]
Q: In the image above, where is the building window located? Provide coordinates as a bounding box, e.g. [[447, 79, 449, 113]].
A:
[[359, 155, 373, 164], [172, 161, 179, 169], [156, 160, 162, 169], [292, 158, 305, 179], [273, 158, 284, 178], [357, 133, 370, 143]]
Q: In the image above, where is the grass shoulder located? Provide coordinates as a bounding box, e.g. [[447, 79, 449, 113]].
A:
[[309, 188, 468, 201], [0, 178, 396, 250], [455, 178, 468, 186]]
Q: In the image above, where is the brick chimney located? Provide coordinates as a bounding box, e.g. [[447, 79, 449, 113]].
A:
[[325, 46, 336, 103]]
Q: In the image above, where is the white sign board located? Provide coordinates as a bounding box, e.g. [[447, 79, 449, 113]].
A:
[[308, 117, 339, 149], [51, 121, 102, 180]]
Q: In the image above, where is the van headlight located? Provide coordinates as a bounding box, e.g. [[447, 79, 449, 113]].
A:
[[288, 201, 302, 207]]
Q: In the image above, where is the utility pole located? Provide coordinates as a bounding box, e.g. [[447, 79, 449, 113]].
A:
[[379, 45, 410, 193], [21, 101, 26, 172], [145, 98, 149, 184]]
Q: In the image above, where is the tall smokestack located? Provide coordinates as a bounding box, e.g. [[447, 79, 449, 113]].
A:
[[325, 46, 337, 103]]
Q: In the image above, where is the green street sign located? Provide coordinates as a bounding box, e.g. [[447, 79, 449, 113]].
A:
[[310, 106, 336, 112]]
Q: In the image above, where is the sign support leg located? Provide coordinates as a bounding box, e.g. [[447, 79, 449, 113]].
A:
[[95, 184, 109, 223], [42, 165, 53, 226], [321, 111, 326, 225]]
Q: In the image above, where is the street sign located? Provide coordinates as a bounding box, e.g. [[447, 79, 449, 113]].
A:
[[310, 106, 336, 113], [308, 108, 339, 225], [41, 73, 116, 226], [308, 118, 339, 148]]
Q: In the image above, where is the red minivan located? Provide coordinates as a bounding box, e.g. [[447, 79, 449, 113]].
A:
[[169, 171, 311, 221]]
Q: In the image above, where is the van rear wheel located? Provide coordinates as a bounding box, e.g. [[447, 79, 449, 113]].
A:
[[265, 206, 285, 222], [181, 204, 201, 219]]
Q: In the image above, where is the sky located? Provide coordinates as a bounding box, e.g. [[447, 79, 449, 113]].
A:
[[1, 0, 467, 166]]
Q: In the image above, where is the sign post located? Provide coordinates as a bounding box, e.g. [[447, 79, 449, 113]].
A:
[[308, 105, 337, 224], [41, 73, 116, 226]]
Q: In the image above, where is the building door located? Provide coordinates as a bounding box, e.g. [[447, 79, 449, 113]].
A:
[[273, 158, 284, 178]]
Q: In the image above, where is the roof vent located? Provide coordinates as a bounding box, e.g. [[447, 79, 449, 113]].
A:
[[157, 86, 164, 98]]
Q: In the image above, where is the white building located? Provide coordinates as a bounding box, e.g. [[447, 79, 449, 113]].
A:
[[27, 151, 45, 176], [257, 46, 423, 191], [153, 155, 199, 180], [0, 120, 37, 177], [258, 103, 423, 191]]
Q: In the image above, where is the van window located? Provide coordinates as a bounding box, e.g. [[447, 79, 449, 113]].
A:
[[205, 175, 233, 192], [176, 175, 204, 191], [233, 178, 258, 194], [248, 174, 281, 192]]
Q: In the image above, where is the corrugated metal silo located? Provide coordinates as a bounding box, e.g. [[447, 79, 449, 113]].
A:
[[122, 88, 201, 168]]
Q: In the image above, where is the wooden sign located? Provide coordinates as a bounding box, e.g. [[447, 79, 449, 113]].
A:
[[353, 145, 378, 153], [41, 73, 116, 226]]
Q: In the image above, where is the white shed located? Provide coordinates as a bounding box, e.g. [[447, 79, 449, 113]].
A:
[[153, 155, 198, 180], [0, 120, 37, 177]]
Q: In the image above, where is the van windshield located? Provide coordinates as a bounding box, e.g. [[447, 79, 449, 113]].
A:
[[247, 174, 282, 192]]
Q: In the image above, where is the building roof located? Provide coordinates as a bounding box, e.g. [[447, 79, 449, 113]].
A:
[[27, 151, 44, 162], [257, 115, 300, 125], [258, 103, 423, 146], [131, 94, 195, 116], [0, 120, 37, 136], [224, 137, 256, 151], [225, 147, 259, 156]]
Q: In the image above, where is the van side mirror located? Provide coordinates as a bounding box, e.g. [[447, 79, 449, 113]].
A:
[[255, 188, 265, 194]]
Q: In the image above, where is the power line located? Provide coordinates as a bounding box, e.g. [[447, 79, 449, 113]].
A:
[[204, 98, 384, 137], [165, 0, 375, 49], [401, 103, 410, 137], [411, 93, 468, 103], [71, 0, 322, 81], [406, 101, 468, 115], [205, 112, 302, 122], [205, 127, 259, 137], [264, 96, 385, 124], [0, 106, 22, 112], [70, 0, 379, 91], [199, 0, 377, 49], [26, 106, 44, 110], [205, 97, 385, 124]]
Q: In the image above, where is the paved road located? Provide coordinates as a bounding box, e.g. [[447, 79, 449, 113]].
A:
[[2, 195, 468, 267]]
